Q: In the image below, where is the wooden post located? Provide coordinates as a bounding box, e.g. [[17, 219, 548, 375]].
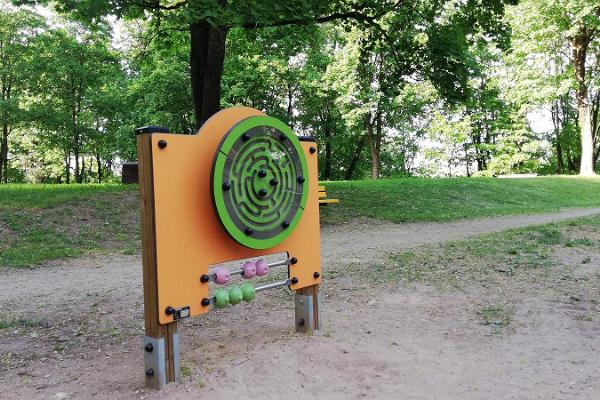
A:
[[136, 127, 179, 389]]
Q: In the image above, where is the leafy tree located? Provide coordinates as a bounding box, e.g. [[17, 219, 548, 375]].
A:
[[506, 0, 600, 175], [28, 24, 123, 183], [0, 5, 43, 182], [20, 0, 518, 129]]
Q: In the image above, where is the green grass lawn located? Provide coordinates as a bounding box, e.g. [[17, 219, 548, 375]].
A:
[[1, 176, 600, 268], [320, 176, 600, 223]]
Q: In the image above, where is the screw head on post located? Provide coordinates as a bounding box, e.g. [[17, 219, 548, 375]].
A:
[[314, 272, 320, 279], [165, 306, 175, 315], [201, 298, 211, 307], [158, 140, 167, 149], [144, 343, 153, 353], [145, 368, 155, 377], [200, 274, 210, 283], [309, 146, 316, 154]]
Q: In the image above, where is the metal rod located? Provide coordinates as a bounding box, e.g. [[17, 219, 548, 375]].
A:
[[255, 279, 291, 292], [209, 258, 292, 281], [210, 279, 291, 305]]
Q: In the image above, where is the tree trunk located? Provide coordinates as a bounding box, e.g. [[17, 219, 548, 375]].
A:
[[190, 5, 229, 130], [345, 135, 367, 180], [64, 153, 71, 184], [96, 153, 102, 183], [0, 123, 8, 183], [323, 124, 332, 180], [366, 112, 381, 179], [572, 31, 595, 176], [74, 149, 81, 183]]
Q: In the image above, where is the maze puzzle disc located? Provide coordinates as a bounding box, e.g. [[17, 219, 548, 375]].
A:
[[212, 116, 309, 249]]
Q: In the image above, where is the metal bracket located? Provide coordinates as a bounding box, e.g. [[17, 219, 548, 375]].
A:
[[143, 336, 166, 389], [294, 294, 314, 333], [172, 333, 181, 382]]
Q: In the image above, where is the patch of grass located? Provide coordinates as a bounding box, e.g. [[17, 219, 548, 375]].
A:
[[0, 317, 46, 330], [370, 215, 600, 290], [479, 305, 513, 334], [565, 238, 595, 247], [0, 184, 139, 268], [321, 176, 600, 223]]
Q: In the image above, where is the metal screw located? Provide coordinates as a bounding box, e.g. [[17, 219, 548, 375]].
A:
[[200, 274, 210, 283], [291, 277, 299, 284], [145, 368, 155, 377], [258, 170, 267, 178], [291, 257, 298, 264], [297, 176, 305, 184], [279, 133, 287, 141], [309, 147, 316, 154], [144, 343, 153, 353], [201, 298, 211, 307], [258, 188, 268, 196], [158, 140, 167, 149], [282, 221, 290, 229], [244, 228, 254, 236], [298, 318, 305, 326], [269, 178, 278, 186], [222, 182, 231, 191], [314, 272, 320, 279], [165, 306, 175, 315], [241, 133, 250, 142]]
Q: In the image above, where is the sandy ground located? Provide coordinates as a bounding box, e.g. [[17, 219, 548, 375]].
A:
[[1, 207, 600, 400]]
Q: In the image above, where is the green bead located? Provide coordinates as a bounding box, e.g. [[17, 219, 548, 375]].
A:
[[228, 287, 243, 305], [214, 288, 230, 308], [241, 283, 256, 302]]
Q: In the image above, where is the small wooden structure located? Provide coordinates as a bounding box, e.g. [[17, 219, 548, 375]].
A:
[[318, 185, 339, 205]]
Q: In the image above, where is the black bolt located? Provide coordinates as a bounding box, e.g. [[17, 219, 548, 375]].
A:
[[309, 146, 316, 154], [291, 257, 298, 264], [258, 188, 268, 196], [298, 318, 305, 326], [297, 176, 305, 184], [241, 133, 250, 142], [144, 343, 153, 353], [269, 178, 278, 186], [258, 170, 267, 178], [158, 140, 167, 149], [200, 274, 210, 283], [145, 368, 155, 377], [282, 221, 290, 229], [165, 306, 175, 315], [244, 228, 254, 236], [279, 133, 287, 141], [201, 298, 211, 307], [314, 272, 321, 279], [291, 277, 299, 284], [222, 182, 231, 191]]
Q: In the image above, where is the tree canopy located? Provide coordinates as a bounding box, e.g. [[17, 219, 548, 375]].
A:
[[2, 0, 600, 183]]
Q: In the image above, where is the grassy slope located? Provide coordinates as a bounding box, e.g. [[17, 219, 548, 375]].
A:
[[0, 184, 139, 268], [1, 177, 600, 267], [320, 176, 600, 223]]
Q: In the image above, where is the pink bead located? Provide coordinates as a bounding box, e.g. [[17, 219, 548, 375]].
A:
[[241, 261, 256, 279], [255, 259, 269, 276], [214, 267, 230, 285]]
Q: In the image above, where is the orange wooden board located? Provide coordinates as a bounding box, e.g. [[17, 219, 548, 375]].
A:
[[149, 107, 322, 324]]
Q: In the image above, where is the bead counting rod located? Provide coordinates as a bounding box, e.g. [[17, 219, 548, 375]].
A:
[[206, 257, 296, 282], [255, 278, 293, 292]]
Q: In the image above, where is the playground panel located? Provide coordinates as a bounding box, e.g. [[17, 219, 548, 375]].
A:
[[137, 107, 323, 389]]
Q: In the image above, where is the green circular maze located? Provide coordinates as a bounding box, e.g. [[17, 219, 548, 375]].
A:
[[212, 116, 309, 249]]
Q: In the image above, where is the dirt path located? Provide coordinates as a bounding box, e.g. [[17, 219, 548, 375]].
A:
[[1, 208, 600, 400]]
